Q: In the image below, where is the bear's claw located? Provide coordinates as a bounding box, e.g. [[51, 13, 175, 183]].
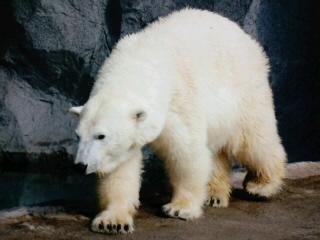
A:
[[91, 210, 134, 234], [205, 197, 228, 208], [92, 220, 133, 234]]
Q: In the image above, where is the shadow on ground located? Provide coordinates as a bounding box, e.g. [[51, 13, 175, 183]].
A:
[[0, 175, 319, 240]]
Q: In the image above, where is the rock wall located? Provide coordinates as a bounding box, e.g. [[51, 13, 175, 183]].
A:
[[0, 0, 319, 208]]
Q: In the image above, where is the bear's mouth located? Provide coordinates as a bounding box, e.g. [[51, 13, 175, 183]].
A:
[[85, 161, 101, 174], [75, 153, 118, 175], [74, 155, 101, 174]]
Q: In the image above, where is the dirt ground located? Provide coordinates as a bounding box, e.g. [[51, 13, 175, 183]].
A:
[[0, 173, 319, 240]]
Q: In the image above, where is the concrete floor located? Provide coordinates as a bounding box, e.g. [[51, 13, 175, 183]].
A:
[[0, 163, 319, 240]]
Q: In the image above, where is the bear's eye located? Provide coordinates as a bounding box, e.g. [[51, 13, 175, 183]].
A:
[[95, 134, 105, 140], [135, 110, 146, 121]]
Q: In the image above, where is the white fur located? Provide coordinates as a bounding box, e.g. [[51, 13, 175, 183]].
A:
[[71, 8, 286, 234]]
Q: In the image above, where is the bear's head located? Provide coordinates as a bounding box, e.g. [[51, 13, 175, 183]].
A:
[[70, 93, 163, 174]]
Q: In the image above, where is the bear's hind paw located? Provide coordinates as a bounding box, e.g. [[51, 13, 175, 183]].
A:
[[244, 180, 282, 198]]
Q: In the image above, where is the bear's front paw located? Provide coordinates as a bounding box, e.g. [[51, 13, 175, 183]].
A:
[[91, 210, 134, 234], [205, 196, 229, 208], [206, 182, 230, 208], [162, 201, 202, 220]]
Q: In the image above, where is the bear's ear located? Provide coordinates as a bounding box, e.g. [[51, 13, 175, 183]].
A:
[[134, 110, 146, 122], [69, 106, 83, 116]]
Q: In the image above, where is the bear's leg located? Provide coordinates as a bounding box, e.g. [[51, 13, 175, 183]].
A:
[[239, 128, 286, 197], [206, 150, 232, 207], [91, 150, 142, 234], [162, 145, 212, 220], [158, 121, 212, 220]]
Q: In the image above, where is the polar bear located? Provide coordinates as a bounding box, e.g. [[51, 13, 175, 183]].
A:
[[70, 8, 286, 234]]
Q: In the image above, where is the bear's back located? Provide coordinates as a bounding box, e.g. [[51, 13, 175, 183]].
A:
[[115, 8, 269, 88], [94, 8, 270, 130]]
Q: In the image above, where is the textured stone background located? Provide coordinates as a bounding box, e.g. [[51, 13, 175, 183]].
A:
[[0, 0, 319, 209]]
